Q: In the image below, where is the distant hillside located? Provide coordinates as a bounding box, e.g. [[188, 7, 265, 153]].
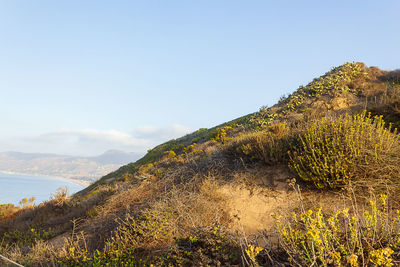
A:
[[0, 150, 142, 184]]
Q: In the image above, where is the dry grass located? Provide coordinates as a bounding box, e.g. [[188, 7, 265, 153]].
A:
[[49, 187, 70, 207], [228, 122, 297, 166]]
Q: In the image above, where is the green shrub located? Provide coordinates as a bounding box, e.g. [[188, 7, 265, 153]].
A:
[[249, 106, 278, 129], [2, 226, 53, 246], [61, 209, 174, 266], [289, 112, 400, 189], [159, 226, 241, 266], [50, 187, 69, 207]]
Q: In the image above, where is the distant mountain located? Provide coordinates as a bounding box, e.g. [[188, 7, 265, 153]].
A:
[[0, 150, 142, 184]]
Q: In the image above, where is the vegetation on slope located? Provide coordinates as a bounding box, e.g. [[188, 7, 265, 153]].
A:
[[1, 62, 400, 266], [289, 112, 400, 189]]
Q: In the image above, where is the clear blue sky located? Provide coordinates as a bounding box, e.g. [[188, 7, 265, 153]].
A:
[[0, 0, 399, 156]]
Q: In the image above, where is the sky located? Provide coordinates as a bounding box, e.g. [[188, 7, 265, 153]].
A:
[[0, 0, 399, 156]]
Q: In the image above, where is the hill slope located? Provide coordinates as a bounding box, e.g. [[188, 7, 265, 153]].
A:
[[1, 62, 400, 266]]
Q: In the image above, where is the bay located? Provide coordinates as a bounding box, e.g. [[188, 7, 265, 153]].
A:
[[0, 173, 84, 205]]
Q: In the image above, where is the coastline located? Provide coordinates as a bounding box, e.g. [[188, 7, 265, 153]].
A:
[[0, 171, 91, 187]]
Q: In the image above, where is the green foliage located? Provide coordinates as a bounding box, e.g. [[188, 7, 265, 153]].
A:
[[62, 226, 239, 266], [61, 240, 149, 267], [62, 209, 174, 266], [114, 210, 174, 246], [2, 226, 53, 246], [250, 106, 278, 129], [275, 194, 400, 266], [289, 112, 400, 188], [157, 226, 241, 266]]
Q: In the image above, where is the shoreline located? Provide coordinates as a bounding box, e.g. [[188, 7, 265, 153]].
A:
[[0, 171, 91, 187]]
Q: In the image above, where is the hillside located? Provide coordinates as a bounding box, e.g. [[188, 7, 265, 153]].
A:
[[0, 150, 142, 185], [1, 62, 400, 266]]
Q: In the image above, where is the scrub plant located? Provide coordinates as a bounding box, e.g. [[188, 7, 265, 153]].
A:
[[61, 209, 174, 266], [50, 187, 70, 207], [245, 244, 264, 266], [214, 126, 233, 143], [232, 122, 294, 165], [163, 150, 177, 159], [2, 226, 53, 246], [275, 194, 400, 266], [289, 112, 400, 188]]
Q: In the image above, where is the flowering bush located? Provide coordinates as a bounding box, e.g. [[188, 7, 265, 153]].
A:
[[275, 194, 400, 266], [289, 112, 400, 188]]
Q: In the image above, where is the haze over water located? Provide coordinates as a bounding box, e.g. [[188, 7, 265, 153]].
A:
[[0, 173, 83, 205]]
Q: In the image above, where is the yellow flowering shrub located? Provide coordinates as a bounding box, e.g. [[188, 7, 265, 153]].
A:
[[275, 195, 400, 266], [214, 126, 233, 143], [245, 245, 263, 266], [289, 112, 400, 188], [369, 247, 394, 266], [167, 150, 176, 158]]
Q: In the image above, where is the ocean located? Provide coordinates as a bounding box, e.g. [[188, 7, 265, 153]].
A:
[[0, 173, 84, 205]]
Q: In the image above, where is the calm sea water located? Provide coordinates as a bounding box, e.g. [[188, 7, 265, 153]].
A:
[[0, 173, 84, 205]]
